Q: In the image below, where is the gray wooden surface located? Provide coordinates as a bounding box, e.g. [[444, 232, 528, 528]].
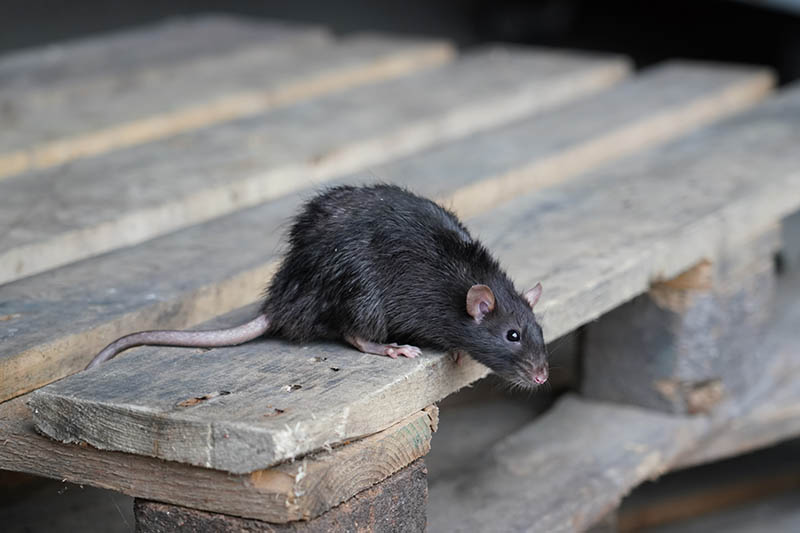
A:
[[426, 270, 800, 533], [0, 46, 628, 284], [0, 393, 437, 523], [134, 459, 428, 533], [640, 489, 800, 533], [0, 61, 767, 403], [429, 394, 701, 533], [28, 83, 800, 474], [0, 15, 327, 93], [582, 228, 779, 413], [0, 35, 452, 179], [6, 271, 797, 526], [471, 82, 800, 343]]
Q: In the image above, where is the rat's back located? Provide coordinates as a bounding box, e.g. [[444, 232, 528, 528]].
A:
[[263, 184, 489, 344]]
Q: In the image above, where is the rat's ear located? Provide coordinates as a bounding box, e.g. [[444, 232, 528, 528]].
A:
[[467, 284, 496, 323], [523, 283, 543, 310]]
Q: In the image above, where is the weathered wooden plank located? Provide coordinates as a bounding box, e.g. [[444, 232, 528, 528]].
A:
[[470, 83, 800, 343], [581, 227, 780, 414], [0, 34, 453, 181], [7, 272, 799, 527], [0, 396, 436, 523], [626, 489, 800, 533], [0, 46, 628, 284], [133, 459, 428, 533], [0, 15, 328, 92], [0, 61, 767, 402], [429, 395, 704, 533], [426, 276, 800, 533], [618, 439, 800, 531], [27, 80, 800, 473]]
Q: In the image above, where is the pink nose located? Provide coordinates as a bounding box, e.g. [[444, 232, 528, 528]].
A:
[[532, 367, 548, 385]]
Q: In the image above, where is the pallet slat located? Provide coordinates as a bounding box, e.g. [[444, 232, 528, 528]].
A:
[[0, 62, 766, 402], [0, 15, 328, 92], [0, 46, 627, 284], [27, 79, 800, 474], [0, 396, 436, 523], [0, 34, 453, 181]]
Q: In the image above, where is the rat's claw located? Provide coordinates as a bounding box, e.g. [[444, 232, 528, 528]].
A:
[[394, 344, 421, 359], [346, 336, 421, 360]]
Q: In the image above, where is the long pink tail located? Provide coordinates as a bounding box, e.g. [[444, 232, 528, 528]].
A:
[[85, 314, 270, 370]]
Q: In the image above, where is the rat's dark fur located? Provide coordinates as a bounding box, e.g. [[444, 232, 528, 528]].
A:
[[87, 184, 548, 387], [263, 184, 548, 387]]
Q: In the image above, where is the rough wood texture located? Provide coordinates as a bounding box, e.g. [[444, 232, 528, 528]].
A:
[[469, 81, 800, 343], [581, 227, 780, 414], [133, 459, 428, 533], [674, 268, 800, 468], [28, 81, 800, 473], [0, 34, 452, 181], [634, 489, 800, 533], [0, 15, 327, 93], [426, 271, 800, 533], [6, 274, 799, 528], [0, 46, 627, 284], [0, 61, 767, 402], [429, 394, 702, 533], [0, 397, 436, 523], [618, 440, 800, 531]]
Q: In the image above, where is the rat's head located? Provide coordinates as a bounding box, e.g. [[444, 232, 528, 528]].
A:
[[461, 282, 548, 388]]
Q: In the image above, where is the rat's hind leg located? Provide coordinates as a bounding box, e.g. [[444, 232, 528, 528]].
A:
[[345, 336, 422, 359]]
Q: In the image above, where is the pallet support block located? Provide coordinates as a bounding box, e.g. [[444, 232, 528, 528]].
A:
[[581, 227, 780, 414], [133, 459, 428, 533]]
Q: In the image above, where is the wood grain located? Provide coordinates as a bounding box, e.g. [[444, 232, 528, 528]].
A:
[[0, 61, 766, 402], [674, 268, 800, 468], [0, 15, 328, 93], [133, 459, 428, 532], [0, 46, 627, 284], [428, 394, 703, 533], [0, 35, 453, 181], [0, 396, 436, 523], [27, 82, 800, 473], [582, 228, 780, 414], [6, 273, 800, 527]]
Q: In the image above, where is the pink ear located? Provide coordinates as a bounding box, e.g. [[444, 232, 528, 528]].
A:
[[524, 283, 543, 309], [466, 285, 496, 323]]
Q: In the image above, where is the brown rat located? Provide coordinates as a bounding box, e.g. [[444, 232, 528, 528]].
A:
[[87, 184, 549, 387]]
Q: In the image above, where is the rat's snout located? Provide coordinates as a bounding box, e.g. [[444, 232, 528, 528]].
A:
[[531, 365, 548, 385]]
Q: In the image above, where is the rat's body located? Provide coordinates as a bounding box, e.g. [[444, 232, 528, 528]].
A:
[[88, 184, 549, 387]]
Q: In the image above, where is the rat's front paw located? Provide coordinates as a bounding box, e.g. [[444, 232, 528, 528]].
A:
[[386, 343, 422, 359]]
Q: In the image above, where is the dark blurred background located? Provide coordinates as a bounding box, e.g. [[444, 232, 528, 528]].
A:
[[3, 0, 800, 84]]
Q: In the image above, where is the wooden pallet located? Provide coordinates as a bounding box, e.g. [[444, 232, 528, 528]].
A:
[[0, 43, 626, 285], [2, 14, 799, 533], [27, 80, 800, 471], [1, 61, 767, 402]]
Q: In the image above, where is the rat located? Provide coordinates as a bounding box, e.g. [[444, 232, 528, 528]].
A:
[[86, 184, 549, 387]]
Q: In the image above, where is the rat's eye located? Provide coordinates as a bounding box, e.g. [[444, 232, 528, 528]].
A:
[[506, 329, 520, 342]]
